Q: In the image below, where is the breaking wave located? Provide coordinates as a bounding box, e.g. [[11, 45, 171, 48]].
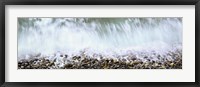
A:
[[18, 18, 182, 61]]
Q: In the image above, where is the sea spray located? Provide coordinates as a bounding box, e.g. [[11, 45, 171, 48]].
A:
[[18, 18, 182, 63]]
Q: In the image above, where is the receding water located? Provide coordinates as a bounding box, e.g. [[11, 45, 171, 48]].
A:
[[18, 18, 182, 61]]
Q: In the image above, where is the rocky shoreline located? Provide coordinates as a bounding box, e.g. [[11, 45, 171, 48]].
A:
[[18, 54, 182, 69]]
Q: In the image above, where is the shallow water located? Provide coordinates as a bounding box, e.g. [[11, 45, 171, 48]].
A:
[[18, 18, 182, 60]]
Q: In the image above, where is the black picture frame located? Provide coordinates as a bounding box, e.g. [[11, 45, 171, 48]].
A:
[[0, 0, 199, 87]]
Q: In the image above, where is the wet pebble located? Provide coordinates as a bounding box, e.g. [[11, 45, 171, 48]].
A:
[[18, 52, 182, 69]]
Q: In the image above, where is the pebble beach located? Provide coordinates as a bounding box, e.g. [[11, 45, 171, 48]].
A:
[[18, 49, 182, 69]]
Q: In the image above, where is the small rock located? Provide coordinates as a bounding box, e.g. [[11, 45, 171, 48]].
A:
[[21, 66, 24, 69]]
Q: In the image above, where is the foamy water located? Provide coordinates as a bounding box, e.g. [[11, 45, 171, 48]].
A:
[[18, 18, 182, 61]]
